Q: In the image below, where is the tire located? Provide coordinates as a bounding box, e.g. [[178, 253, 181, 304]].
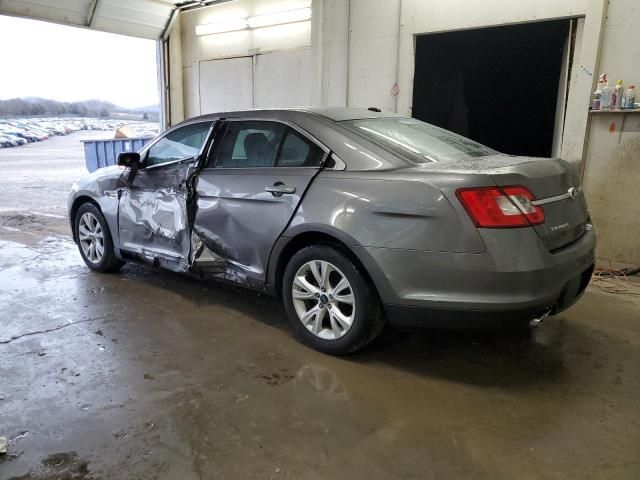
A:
[[282, 244, 385, 355], [74, 202, 124, 273]]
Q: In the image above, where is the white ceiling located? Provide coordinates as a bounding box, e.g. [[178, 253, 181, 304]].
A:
[[0, 0, 184, 39]]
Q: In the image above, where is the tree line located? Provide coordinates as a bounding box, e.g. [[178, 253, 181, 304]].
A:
[[0, 97, 157, 118]]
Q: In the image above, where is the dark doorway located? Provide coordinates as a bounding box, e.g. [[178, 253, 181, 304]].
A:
[[412, 20, 571, 157]]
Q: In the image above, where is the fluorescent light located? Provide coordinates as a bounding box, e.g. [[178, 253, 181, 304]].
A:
[[247, 7, 311, 29], [195, 6, 312, 36], [195, 17, 248, 36], [252, 20, 311, 42]]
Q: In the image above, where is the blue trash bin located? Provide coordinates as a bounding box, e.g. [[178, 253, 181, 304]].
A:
[[82, 137, 153, 172]]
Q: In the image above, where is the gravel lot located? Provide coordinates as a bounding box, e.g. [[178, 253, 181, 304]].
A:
[[0, 130, 107, 214]]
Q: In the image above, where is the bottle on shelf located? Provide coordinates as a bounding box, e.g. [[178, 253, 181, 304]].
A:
[[613, 80, 624, 109], [601, 76, 614, 110], [592, 74, 605, 110], [623, 85, 636, 110]]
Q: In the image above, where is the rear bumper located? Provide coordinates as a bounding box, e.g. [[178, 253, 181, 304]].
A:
[[353, 226, 596, 328], [384, 264, 593, 328]]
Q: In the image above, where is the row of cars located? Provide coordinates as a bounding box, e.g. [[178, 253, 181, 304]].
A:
[[0, 117, 159, 148]]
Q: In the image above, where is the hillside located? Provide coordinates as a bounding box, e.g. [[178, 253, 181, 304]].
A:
[[0, 97, 159, 120]]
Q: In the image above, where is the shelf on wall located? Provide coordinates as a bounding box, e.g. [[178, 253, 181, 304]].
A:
[[589, 108, 640, 114]]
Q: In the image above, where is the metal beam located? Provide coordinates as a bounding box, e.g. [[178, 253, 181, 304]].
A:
[[87, 0, 100, 28], [157, 39, 169, 131], [161, 7, 179, 41], [177, 0, 235, 14]]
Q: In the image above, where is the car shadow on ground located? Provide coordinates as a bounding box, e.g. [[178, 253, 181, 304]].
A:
[[355, 323, 568, 387], [117, 260, 569, 389]]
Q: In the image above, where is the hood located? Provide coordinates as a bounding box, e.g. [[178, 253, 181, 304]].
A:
[[72, 165, 125, 198], [76, 165, 123, 186]]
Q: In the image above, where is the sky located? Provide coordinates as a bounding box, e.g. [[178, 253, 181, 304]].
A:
[[0, 15, 159, 108]]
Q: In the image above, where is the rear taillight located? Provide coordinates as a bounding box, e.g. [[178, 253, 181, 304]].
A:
[[456, 186, 545, 228]]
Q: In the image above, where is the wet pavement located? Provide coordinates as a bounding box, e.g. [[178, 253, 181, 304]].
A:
[[1, 136, 640, 479], [0, 131, 105, 214]]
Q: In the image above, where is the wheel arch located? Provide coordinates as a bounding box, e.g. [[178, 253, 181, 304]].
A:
[[267, 225, 391, 303], [69, 195, 101, 242]]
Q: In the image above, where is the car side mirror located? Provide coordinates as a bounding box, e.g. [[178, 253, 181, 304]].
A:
[[117, 151, 141, 169], [118, 152, 142, 184]]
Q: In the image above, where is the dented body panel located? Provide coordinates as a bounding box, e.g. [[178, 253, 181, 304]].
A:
[[193, 167, 319, 286], [68, 165, 125, 251], [118, 161, 194, 272]]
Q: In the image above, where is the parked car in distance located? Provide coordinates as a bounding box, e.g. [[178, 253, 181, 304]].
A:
[[0, 134, 19, 147], [0, 132, 26, 145], [0, 117, 158, 149], [68, 108, 596, 355], [2, 128, 35, 142]]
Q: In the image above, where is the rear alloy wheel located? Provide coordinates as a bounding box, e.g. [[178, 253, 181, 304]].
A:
[[75, 203, 124, 273], [283, 245, 385, 355], [292, 260, 355, 340]]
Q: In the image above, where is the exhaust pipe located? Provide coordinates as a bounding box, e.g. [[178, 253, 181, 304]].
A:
[[530, 309, 552, 327]]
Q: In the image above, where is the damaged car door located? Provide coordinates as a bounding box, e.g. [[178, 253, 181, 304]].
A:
[[192, 119, 328, 286], [118, 121, 213, 271]]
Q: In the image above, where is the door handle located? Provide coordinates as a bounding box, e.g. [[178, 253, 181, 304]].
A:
[[265, 183, 296, 197]]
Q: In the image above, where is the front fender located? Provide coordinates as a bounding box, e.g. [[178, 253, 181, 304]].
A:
[[68, 166, 125, 249]]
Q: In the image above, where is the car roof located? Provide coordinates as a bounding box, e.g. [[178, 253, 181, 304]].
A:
[[184, 107, 403, 124]]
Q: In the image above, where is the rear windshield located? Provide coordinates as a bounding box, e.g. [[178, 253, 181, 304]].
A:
[[342, 117, 497, 164]]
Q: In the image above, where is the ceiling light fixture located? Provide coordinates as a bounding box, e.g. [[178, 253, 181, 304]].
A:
[[195, 17, 248, 35], [196, 6, 311, 36], [247, 7, 311, 29]]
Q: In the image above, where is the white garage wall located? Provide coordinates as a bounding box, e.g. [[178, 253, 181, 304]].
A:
[[182, 15, 311, 64], [199, 56, 254, 113], [346, 0, 400, 112], [179, 0, 312, 118], [175, 0, 606, 120], [182, 66, 199, 117], [313, 0, 349, 106], [581, 0, 640, 265], [196, 48, 313, 114], [254, 48, 313, 108], [403, 0, 589, 32], [168, 13, 185, 126]]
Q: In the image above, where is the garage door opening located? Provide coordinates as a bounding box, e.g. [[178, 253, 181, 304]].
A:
[[0, 14, 160, 216], [412, 19, 574, 158]]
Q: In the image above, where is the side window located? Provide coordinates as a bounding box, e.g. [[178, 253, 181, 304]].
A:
[[277, 129, 325, 167], [146, 122, 211, 167], [216, 121, 286, 168]]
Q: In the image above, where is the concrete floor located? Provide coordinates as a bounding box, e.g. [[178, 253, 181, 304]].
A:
[[1, 134, 639, 479]]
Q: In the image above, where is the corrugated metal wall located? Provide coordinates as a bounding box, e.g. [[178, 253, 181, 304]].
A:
[[0, 0, 177, 39]]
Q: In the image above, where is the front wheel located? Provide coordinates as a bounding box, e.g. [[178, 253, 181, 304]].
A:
[[282, 245, 385, 355], [75, 203, 124, 273]]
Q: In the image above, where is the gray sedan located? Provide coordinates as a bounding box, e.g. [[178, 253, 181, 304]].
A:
[[68, 108, 595, 354]]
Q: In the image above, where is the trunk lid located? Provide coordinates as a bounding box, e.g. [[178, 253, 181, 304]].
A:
[[487, 156, 589, 251]]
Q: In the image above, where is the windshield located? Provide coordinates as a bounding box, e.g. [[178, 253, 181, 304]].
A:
[[342, 117, 498, 163]]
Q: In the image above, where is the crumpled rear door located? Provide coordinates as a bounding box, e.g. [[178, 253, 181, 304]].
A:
[[193, 167, 319, 285]]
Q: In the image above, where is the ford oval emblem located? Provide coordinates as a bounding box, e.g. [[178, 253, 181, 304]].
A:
[[568, 187, 580, 200]]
